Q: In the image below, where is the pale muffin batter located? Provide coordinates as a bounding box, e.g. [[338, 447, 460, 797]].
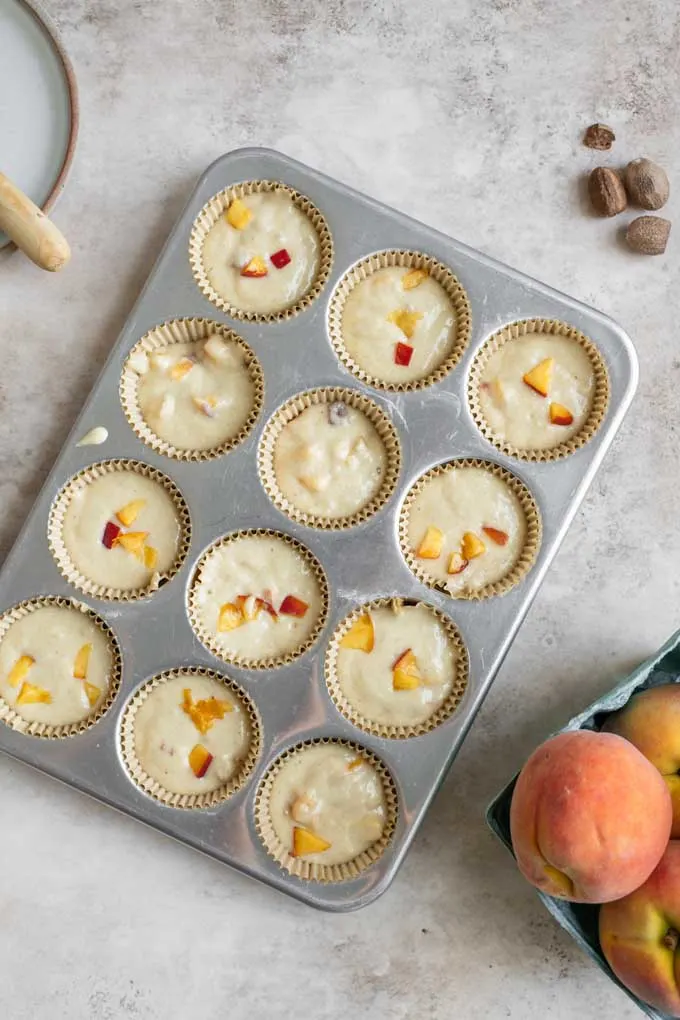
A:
[[478, 333, 596, 450], [342, 266, 456, 384], [133, 673, 252, 795], [273, 401, 387, 519], [406, 465, 527, 594], [335, 602, 459, 728], [268, 743, 387, 866], [0, 604, 114, 726], [202, 191, 320, 315], [132, 335, 256, 452], [192, 534, 324, 662], [61, 470, 181, 591]]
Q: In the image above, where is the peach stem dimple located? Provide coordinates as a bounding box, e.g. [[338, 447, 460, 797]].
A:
[[663, 927, 680, 951]]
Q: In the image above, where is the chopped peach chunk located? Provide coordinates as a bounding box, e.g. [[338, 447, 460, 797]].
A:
[[402, 268, 428, 290], [550, 402, 574, 426], [461, 531, 486, 559], [523, 358, 554, 397], [240, 256, 268, 278], [188, 743, 213, 778], [387, 308, 424, 340], [182, 689, 233, 735], [279, 595, 309, 617], [217, 602, 244, 632], [192, 395, 220, 418], [143, 545, 158, 570], [235, 594, 262, 622], [115, 499, 145, 527], [482, 525, 509, 546], [291, 826, 331, 858], [416, 525, 444, 559], [170, 357, 196, 382], [347, 757, 364, 772], [290, 794, 317, 823], [7, 654, 35, 688], [83, 681, 101, 708], [113, 531, 149, 561], [392, 648, 422, 691], [73, 643, 92, 680], [16, 681, 51, 705], [225, 198, 252, 230], [339, 614, 375, 653], [447, 551, 469, 575]]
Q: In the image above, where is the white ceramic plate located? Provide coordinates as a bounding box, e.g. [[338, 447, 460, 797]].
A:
[[0, 0, 77, 248]]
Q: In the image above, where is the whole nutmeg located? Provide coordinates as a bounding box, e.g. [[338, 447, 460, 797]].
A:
[[588, 167, 627, 217], [624, 158, 670, 210], [625, 215, 671, 255]]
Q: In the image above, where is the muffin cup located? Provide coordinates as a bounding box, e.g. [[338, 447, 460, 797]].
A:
[[48, 459, 192, 602], [187, 529, 330, 670], [254, 737, 398, 882], [119, 667, 261, 809], [0, 596, 122, 739], [189, 180, 333, 323], [120, 317, 264, 462], [325, 597, 469, 738], [468, 318, 610, 462], [258, 386, 401, 530], [327, 249, 472, 392], [399, 459, 542, 600]]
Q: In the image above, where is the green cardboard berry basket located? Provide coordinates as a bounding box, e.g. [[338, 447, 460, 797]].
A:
[[487, 629, 680, 1020]]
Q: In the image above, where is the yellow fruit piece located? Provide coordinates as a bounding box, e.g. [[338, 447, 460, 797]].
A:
[[16, 681, 52, 705], [235, 594, 261, 622], [340, 614, 375, 653], [192, 395, 219, 417], [73, 643, 92, 680], [217, 602, 244, 632], [240, 255, 268, 278], [115, 499, 146, 527], [7, 654, 35, 688], [170, 357, 195, 382], [461, 531, 486, 559], [114, 531, 149, 561], [225, 197, 252, 230], [143, 545, 158, 570], [416, 525, 444, 559], [83, 681, 101, 708], [402, 268, 428, 290], [447, 551, 468, 575], [182, 688, 233, 735], [523, 358, 554, 398], [387, 308, 424, 340], [347, 757, 364, 772], [392, 648, 422, 691], [291, 826, 332, 858], [188, 743, 213, 778]]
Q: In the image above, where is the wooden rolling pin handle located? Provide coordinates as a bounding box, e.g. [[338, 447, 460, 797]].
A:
[[0, 172, 71, 272]]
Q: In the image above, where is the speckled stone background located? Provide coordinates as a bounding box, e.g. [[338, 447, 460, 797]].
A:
[[1, 0, 678, 1017]]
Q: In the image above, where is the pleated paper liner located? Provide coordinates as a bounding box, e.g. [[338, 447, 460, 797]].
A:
[[254, 737, 398, 883], [119, 667, 262, 809], [468, 318, 610, 462], [399, 459, 542, 601], [0, 596, 122, 739], [187, 529, 330, 670], [325, 597, 469, 738], [188, 180, 333, 323], [327, 249, 472, 393], [258, 386, 401, 531], [48, 459, 192, 602], [120, 317, 264, 462]]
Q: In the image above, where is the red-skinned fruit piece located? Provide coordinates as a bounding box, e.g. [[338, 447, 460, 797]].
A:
[[270, 248, 291, 269], [394, 342, 414, 367], [102, 521, 121, 549], [279, 595, 309, 618]]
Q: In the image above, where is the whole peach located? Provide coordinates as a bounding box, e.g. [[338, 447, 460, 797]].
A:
[[510, 730, 672, 903], [600, 840, 680, 1016], [603, 685, 680, 837]]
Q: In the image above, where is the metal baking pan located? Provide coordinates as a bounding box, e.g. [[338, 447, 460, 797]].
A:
[[0, 147, 638, 910]]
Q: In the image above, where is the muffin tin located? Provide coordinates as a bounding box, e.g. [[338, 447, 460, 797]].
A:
[[0, 147, 638, 911]]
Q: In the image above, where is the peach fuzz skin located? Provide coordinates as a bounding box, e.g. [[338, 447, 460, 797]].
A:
[[510, 730, 672, 903], [600, 841, 680, 1016], [603, 685, 680, 838]]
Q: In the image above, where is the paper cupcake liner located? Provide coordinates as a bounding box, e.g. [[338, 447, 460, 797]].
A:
[[119, 667, 261, 809], [187, 529, 330, 670], [188, 180, 333, 323], [254, 737, 398, 883], [120, 317, 264, 462], [325, 597, 469, 738], [327, 249, 472, 392], [0, 596, 122, 739], [48, 459, 192, 602], [467, 318, 610, 462], [399, 459, 542, 600], [257, 387, 401, 531]]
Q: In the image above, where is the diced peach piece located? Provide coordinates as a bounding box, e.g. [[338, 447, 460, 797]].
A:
[[291, 826, 331, 857], [188, 743, 214, 778], [279, 595, 309, 618], [447, 551, 469, 575], [115, 499, 146, 527], [102, 521, 121, 548], [16, 681, 52, 705], [402, 268, 428, 290], [482, 525, 509, 546], [298, 473, 329, 493], [192, 395, 219, 418], [394, 341, 414, 366], [416, 526, 444, 559], [550, 402, 574, 426], [240, 256, 268, 278], [113, 531, 149, 561], [217, 602, 244, 632], [170, 357, 196, 382], [290, 794, 317, 822], [83, 681, 101, 708], [347, 757, 364, 772], [225, 198, 252, 230], [182, 689, 233, 735], [235, 594, 262, 622], [143, 545, 158, 570], [7, 654, 35, 688], [461, 531, 486, 559], [203, 334, 231, 362], [522, 358, 554, 397], [339, 614, 375, 653], [73, 643, 92, 680], [392, 648, 422, 691], [387, 308, 424, 340]]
